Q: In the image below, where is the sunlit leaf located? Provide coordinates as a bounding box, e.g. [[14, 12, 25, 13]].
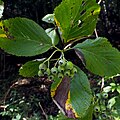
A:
[[54, 0, 100, 42], [45, 28, 59, 45]]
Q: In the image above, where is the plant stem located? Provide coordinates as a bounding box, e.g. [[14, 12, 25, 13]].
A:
[[43, 50, 58, 64]]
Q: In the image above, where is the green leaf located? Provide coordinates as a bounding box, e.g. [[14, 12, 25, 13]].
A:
[[54, 0, 100, 43], [69, 66, 92, 118], [114, 96, 120, 116], [51, 66, 92, 119], [42, 14, 55, 24], [19, 60, 43, 77], [45, 28, 59, 45], [0, 17, 52, 56], [117, 86, 120, 93], [74, 37, 120, 77]]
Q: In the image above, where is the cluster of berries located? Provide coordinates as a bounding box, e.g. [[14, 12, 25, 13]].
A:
[[93, 92, 109, 120], [38, 58, 77, 80]]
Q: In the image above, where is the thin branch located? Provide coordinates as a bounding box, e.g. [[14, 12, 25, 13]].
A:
[[98, 0, 102, 5], [38, 102, 48, 120], [94, 28, 98, 38], [101, 77, 105, 90]]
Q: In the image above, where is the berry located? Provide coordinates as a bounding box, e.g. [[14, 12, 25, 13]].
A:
[[65, 61, 74, 70], [58, 73, 64, 79], [51, 67, 58, 75], [48, 75, 54, 80], [94, 105, 100, 112], [58, 59, 66, 67], [102, 92, 108, 99], [44, 68, 51, 76], [69, 73, 74, 78], [38, 70, 43, 77], [58, 66, 65, 73], [39, 63, 47, 71], [71, 67, 77, 74], [101, 113, 107, 119], [96, 93, 101, 99], [64, 70, 70, 76]]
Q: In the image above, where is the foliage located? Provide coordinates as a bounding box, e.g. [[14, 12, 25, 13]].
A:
[[93, 75, 120, 120], [0, 0, 120, 119]]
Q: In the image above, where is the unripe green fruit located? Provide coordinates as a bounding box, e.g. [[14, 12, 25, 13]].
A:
[[65, 61, 74, 70], [94, 105, 100, 112], [71, 67, 77, 74], [51, 67, 58, 75], [58, 73, 64, 79], [100, 105, 106, 111], [64, 70, 70, 76], [96, 93, 101, 99], [58, 59, 66, 67], [102, 92, 108, 99], [48, 75, 54, 80], [69, 73, 74, 78], [39, 63, 47, 71], [44, 68, 51, 76], [58, 66, 65, 73], [38, 70, 43, 77], [101, 113, 107, 119]]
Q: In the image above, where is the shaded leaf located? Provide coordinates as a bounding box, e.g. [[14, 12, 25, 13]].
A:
[[54, 0, 100, 42], [114, 96, 120, 116], [19, 60, 43, 77], [0, 17, 52, 56], [51, 66, 92, 119], [74, 37, 120, 77]]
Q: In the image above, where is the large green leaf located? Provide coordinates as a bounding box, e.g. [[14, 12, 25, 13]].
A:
[[69, 66, 92, 118], [54, 0, 100, 43], [0, 17, 52, 56], [74, 37, 120, 77], [51, 66, 92, 119], [19, 60, 43, 77]]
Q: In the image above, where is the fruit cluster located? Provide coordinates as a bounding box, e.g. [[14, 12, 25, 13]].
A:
[[93, 92, 111, 120], [38, 58, 77, 80]]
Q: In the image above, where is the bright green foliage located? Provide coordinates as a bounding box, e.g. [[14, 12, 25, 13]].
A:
[[54, 0, 100, 42], [45, 28, 59, 45], [42, 14, 55, 24], [0, 18, 52, 56], [19, 61, 42, 77], [74, 37, 120, 77]]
